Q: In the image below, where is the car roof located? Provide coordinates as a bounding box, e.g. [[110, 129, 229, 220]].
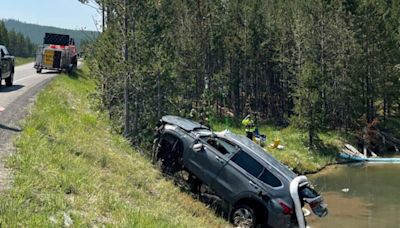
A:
[[162, 115, 209, 131], [218, 130, 297, 180]]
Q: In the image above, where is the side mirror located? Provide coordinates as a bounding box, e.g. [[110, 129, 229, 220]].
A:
[[193, 143, 204, 152]]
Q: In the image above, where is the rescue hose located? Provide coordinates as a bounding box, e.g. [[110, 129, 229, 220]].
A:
[[290, 175, 308, 228]]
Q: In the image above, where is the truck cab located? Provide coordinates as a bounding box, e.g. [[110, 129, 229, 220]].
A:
[[0, 45, 15, 86]]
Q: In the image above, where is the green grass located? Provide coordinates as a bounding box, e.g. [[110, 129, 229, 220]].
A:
[[0, 67, 229, 227], [211, 121, 350, 174], [15, 57, 34, 66]]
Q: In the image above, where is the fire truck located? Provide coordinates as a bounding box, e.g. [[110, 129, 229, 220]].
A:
[[34, 33, 78, 74]]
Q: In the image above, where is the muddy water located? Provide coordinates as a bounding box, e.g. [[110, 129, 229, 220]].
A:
[[307, 163, 400, 228]]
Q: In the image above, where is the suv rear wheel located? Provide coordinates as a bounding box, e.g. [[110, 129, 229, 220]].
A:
[[232, 204, 257, 228]]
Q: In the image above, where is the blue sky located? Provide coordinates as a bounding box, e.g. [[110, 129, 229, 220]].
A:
[[0, 0, 100, 31]]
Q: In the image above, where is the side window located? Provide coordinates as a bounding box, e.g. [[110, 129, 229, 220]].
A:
[[258, 168, 282, 187], [0, 48, 4, 57], [231, 151, 282, 187], [231, 151, 263, 177], [206, 138, 237, 156]]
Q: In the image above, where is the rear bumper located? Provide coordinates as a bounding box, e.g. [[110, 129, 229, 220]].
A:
[[266, 200, 302, 228]]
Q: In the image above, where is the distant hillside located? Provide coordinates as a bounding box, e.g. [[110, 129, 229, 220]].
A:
[[3, 19, 99, 47]]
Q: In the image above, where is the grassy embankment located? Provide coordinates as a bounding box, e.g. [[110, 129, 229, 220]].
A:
[[211, 121, 353, 174], [15, 57, 34, 66], [0, 67, 229, 227]]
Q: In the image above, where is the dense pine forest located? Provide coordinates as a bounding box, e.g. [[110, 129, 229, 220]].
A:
[[3, 19, 99, 48], [81, 0, 400, 148], [0, 21, 35, 58]]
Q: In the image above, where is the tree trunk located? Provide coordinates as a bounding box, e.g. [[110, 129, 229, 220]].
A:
[[308, 104, 314, 148], [157, 71, 162, 119], [123, 0, 130, 137]]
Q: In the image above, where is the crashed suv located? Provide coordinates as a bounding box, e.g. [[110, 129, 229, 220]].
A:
[[153, 115, 327, 228]]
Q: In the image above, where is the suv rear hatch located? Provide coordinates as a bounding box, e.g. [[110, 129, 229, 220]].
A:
[[290, 176, 328, 228]]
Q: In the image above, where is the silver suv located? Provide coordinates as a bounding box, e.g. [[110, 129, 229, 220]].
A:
[[153, 116, 327, 228]]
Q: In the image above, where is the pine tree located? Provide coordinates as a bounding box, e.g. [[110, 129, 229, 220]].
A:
[[0, 21, 9, 46], [80, 0, 400, 148]]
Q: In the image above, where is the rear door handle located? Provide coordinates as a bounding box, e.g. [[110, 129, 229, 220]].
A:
[[215, 156, 224, 164], [249, 181, 259, 190]]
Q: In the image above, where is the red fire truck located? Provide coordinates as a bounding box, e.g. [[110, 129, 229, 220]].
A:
[[34, 33, 78, 74]]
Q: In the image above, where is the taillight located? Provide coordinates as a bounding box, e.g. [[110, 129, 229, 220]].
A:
[[279, 201, 293, 215]]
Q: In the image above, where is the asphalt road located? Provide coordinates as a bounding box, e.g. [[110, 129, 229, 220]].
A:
[[0, 63, 59, 190]]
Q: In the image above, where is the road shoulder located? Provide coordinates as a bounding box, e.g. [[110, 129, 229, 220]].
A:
[[0, 76, 55, 190]]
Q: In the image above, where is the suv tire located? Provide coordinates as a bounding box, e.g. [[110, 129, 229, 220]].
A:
[[5, 70, 13, 86], [155, 135, 183, 175], [232, 204, 258, 228]]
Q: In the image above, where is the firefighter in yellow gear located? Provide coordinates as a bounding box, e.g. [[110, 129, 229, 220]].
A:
[[242, 114, 256, 140]]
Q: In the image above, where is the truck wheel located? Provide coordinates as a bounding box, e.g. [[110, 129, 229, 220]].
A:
[[231, 204, 257, 228], [5, 70, 13, 87]]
